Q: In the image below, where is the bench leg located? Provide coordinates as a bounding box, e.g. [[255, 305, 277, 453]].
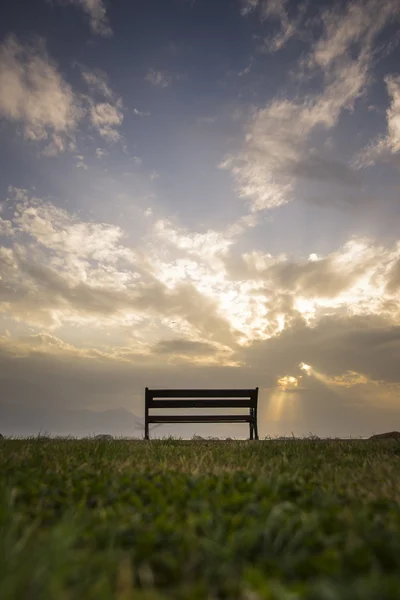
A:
[[254, 414, 259, 440], [145, 387, 150, 440], [249, 409, 254, 440]]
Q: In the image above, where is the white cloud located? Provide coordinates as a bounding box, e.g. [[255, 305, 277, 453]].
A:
[[145, 69, 172, 88], [7, 187, 130, 264], [0, 38, 126, 153], [51, 0, 112, 36], [81, 67, 124, 143], [89, 101, 123, 142], [0, 35, 81, 148]]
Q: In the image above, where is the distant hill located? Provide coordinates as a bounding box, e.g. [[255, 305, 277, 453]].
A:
[[369, 431, 400, 440], [0, 405, 142, 438]]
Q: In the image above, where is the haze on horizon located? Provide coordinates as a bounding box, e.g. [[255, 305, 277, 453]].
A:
[[0, 0, 399, 439]]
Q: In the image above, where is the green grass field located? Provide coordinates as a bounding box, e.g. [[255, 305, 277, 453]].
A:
[[1, 438, 400, 599]]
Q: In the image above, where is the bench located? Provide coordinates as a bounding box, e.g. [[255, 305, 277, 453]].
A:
[[144, 388, 259, 440]]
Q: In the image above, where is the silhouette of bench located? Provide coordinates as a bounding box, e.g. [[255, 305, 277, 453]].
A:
[[144, 388, 259, 440]]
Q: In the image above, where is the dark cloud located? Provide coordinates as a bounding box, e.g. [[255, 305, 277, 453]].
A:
[[151, 338, 217, 356], [386, 259, 400, 293], [265, 258, 358, 297], [241, 314, 400, 383], [287, 152, 362, 187]]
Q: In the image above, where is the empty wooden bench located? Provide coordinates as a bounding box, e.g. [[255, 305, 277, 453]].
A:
[[144, 388, 259, 440]]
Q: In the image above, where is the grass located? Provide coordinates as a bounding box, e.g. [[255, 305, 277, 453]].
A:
[[1, 437, 400, 599]]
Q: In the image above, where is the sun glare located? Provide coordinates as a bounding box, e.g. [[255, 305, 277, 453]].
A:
[[276, 314, 285, 332], [277, 375, 299, 390], [294, 297, 316, 321]]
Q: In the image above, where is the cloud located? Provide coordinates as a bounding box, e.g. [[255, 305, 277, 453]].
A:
[[240, 0, 260, 17], [75, 154, 88, 169], [147, 219, 400, 344], [310, 0, 400, 70], [133, 108, 151, 117], [241, 0, 307, 52], [386, 257, 400, 294], [0, 35, 81, 148], [41, 134, 68, 157], [89, 101, 123, 142], [226, 238, 400, 327], [0, 188, 240, 347], [51, 0, 112, 36], [2, 189, 400, 346], [277, 374, 300, 391], [81, 67, 124, 143], [145, 69, 172, 88], [0, 217, 14, 237], [241, 313, 400, 385], [95, 147, 109, 159], [221, 65, 366, 210], [227, 0, 400, 211], [151, 338, 218, 356], [81, 68, 115, 100], [0, 38, 125, 152], [355, 75, 400, 166]]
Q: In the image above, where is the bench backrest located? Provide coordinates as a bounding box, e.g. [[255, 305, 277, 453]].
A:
[[145, 388, 258, 409]]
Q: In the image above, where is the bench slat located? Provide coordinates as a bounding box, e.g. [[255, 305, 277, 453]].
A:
[[147, 389, 256, 399], [147, 399, 255, 408], [148, 415, 252, 423]]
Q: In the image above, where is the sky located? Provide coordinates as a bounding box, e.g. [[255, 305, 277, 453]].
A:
[[0, 0, 400, 438]]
